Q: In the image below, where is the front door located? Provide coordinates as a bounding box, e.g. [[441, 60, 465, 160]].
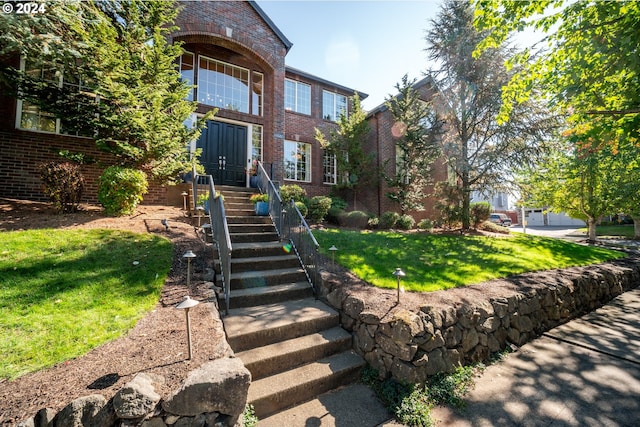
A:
[[198, 121, 247, 186]]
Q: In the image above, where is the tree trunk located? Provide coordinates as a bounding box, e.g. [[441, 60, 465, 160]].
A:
[[633, 216, 640, 239], [587, 216, 597, 242]]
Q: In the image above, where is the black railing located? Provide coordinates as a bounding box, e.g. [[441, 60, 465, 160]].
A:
[[256, 162, 320, 295], [191, 169, 232, 315]]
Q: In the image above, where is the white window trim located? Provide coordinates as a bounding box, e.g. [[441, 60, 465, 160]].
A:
[[15, 57, 62, 134], [197, 54, 250, 113], [323, 151, 337, 185], [284, 140, 312, 183], [322, 90, 348, 122], [285, 78, 311, 115]]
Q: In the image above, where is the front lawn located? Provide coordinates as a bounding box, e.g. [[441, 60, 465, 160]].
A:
[[315, 229, 624, 292], [581, 224, 636, 239], [0, 229, 172, 380]]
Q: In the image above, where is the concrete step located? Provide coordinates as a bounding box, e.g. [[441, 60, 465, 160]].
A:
[[230, 267, 308, 289], [231, 254, 300, 272], [228, 223, 276, 234], [226, 215, 273, 225], [232, 241, 291, 258], [248, 351, 366, 419], [224, 298, 339, 352], [225, 208, 257, 216], [237, 326, 352, 380], [222, 282, 314, 309], [257, 383, 392, 427], [230, 231, 279, 243]]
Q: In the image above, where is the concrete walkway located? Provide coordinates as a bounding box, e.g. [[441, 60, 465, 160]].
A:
[[430, 288, 640, 426]]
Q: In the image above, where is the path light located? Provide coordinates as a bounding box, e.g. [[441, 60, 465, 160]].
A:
[[183, 250, 197, 286], [181, 192, 188, 211], [176, 296, 200, 360], [393, 267, 406, 304], [196, 206, 205, 227], [161, 218, 169, 231], [329, 245, 338, 267]]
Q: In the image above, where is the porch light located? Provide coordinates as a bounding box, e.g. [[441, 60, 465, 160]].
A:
[[393, 268, 406, 304], [176, 296, 200, 360], [183, 250, 197, 286]]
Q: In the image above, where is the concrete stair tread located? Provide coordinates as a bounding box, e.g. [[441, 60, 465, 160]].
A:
[[231, 267, 304, 280], [233, 241, 286, 250], [232, 254, 299, 264], [237, 326, 351, 372], [228, 282, 311, 298], [248, 351, 365, 414]]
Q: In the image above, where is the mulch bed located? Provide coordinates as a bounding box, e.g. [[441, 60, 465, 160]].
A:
[[0, 199, 230, 425]]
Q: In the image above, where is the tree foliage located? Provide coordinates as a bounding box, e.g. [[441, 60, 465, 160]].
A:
[[425, 0, 558, 229], [384, 75, 442, 215], [315, 94, 374, 206], [0, 0, 212, 184], [474, 0, 640, 144]]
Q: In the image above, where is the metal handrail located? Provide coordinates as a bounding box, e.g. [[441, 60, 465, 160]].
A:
[[256, 161, 320, 296], [191, 167, 233, 315]]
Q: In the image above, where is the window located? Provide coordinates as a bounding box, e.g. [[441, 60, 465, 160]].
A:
[[252, 71, 263, 116], [284, 140, 311, 182], [180, 52, 195, 101], [198, 56, 249, 113], [322, 90, 348, 121], [284, 79, 311, 115], [323, 151, 337, 184], [16, 58, 94, 136]]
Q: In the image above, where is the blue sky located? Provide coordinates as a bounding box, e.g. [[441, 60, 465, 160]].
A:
[[256, 0, 443, 111]]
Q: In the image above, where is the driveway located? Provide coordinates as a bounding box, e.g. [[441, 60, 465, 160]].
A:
[[511, 225, 586, 241]]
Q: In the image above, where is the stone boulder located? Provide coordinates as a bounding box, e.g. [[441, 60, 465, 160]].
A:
[[113, 373, 162, 419]]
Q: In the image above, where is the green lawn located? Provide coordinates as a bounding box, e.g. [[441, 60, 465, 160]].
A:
[[579, 224, 636, 239], [315, 229, 624, 292], [0, 229, 172, 380]]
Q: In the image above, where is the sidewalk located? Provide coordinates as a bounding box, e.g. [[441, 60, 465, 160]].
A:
[[430, 288, 640, 426]]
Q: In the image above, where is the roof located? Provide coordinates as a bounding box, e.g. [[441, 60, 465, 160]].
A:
[[285, 66, 369, 100], [249, 1, 293, 52], [366, 74, 436, 117]]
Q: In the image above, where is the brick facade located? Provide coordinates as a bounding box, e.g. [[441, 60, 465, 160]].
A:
[[0, 0, 446, 221]]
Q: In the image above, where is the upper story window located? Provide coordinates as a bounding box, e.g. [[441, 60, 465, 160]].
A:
[[252, 71, 263, 116], [197, 56, 250, 113], [284, 140, 311, 182], [180, 51, 195, 101], [284, 79, 311, 115], [322, 90, 348, 122], [16, 58, 94, 136]]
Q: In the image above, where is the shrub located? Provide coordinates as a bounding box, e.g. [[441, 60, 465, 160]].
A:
[[339, 210, 370, 228], [396, 214, 416, 230], [470, 202, 492, 228], [330, 196, 348, 211], [417, 218, 434, 231], [368, 216, 380, 228], [98, 166, 148, 216], [379, 211, 400, 229], [479, 220, 510, 234], [38, 161, 85, 213], [280, 184, 307, 203], [326, 206, 344, 225], [307, 196, 332, 222], [295, 201, 308, 217]]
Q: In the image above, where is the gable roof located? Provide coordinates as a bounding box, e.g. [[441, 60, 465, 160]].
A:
[[249, 1, 293, 52], [366, 74, 436, 117]]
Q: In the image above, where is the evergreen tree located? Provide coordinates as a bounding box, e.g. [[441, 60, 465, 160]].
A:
[[384, 75, 442, 215]]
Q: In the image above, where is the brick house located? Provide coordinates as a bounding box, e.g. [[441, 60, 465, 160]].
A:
[[0, 0, 443, 220]]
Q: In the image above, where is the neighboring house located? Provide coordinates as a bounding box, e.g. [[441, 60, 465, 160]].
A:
[[522, 208, 585, 227], [0, 0, 450, 221]]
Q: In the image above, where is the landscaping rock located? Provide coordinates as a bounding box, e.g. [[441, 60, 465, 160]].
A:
[[51, 394, 115, 427], [162, 357, 250, 421], [113, 373, 162, 419]]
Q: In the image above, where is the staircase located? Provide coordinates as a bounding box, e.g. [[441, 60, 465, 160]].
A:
[[217, 186, 365, 420]]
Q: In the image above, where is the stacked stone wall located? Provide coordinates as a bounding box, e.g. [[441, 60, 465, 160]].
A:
[[319, 256, 640, 384]]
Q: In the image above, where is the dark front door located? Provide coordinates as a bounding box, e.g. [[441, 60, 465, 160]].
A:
[[198, 121, 247, 186]]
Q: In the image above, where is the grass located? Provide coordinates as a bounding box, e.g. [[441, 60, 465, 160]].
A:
[[0, 229, 172, 380], [578, 224, 635, 239], [315, 229, 624, 292]]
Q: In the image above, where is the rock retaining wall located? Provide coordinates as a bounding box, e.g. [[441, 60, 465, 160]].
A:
[[18, 357, 251, 427], [319, 256, 640, 384]]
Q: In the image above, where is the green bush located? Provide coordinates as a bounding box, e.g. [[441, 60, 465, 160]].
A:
[[379, 211, 400, 229], [295, 201, 308, 217], [479, 220, 510, 234], [396, 214, 416, 230], [330, 196, 348, 211], [280, 184, 307, 203], [326, 206, 345, 225], [98, 166, 148, 216], [307, 196, 332, 222], [417, 218, 434, 231], [470, 202, 492, 228], [38, 161, 85, 213], [368, 216, 380, 228], [339, 210, 370, 228]]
